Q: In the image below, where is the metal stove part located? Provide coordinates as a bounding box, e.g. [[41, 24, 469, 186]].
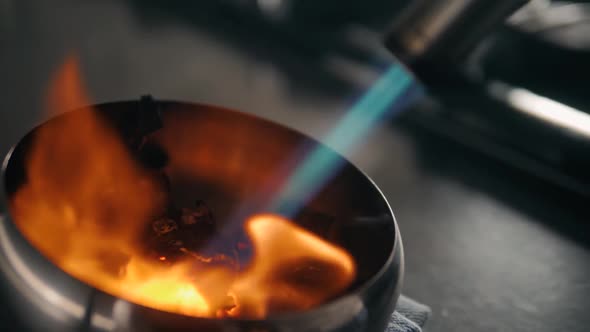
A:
[[0, 99, 403, 332], [384, 0, 590, 197]]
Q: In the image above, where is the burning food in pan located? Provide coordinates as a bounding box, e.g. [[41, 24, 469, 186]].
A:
[[8, 57, 356, 319]]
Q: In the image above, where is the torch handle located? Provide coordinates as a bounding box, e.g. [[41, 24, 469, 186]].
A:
[[384, 0, 529, 66]]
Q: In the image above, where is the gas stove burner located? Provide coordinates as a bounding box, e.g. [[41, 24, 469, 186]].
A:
[[0, 98, 403, 332]]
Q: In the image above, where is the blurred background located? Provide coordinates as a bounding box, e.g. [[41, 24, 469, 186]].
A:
[[1, 0, 589, 331]]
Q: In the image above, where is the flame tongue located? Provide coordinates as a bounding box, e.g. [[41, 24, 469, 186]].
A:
[[232, 214, 356, 317], [9, 57, 356, 318]]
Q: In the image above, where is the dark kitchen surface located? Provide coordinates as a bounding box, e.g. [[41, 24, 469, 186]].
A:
[[1, 1, 589, 332]]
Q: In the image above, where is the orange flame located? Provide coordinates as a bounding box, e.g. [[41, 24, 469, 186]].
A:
[[9, 57, 356, 318]]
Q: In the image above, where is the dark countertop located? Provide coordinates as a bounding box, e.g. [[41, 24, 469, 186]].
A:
[[1, 1, 589, 331]]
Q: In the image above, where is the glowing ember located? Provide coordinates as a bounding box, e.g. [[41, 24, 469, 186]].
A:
[[9, 57, 356, 318]]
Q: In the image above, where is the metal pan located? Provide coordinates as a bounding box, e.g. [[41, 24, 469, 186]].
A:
[[0, 99, 403, 332]]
